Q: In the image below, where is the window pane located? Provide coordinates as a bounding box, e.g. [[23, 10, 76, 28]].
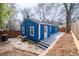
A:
[[31, 28, 33, 34], [30, 26, 34, 36]]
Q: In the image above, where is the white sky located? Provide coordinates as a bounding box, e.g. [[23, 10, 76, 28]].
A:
[[15, 3, 38, 21], [15, 3, 66, 23], [1, 0, 79, 3], [16, 3, 38, 9]]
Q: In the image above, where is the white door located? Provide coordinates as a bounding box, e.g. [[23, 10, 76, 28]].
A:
[[44, 26, 48, 39]]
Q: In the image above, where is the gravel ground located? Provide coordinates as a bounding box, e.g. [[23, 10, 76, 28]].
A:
[[0, 48, 38, 56], [0, 38, 42, 56], [0, 41, 12, 55], [44, 33, 79, 56], [9, 38, 43, 55], [1, 33, 78, 56]]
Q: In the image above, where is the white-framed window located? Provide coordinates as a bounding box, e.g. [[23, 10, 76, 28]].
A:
[[30, 26, 34, 36]]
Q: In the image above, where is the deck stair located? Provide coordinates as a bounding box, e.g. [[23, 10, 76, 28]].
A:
[[37, 41, 50, 50]]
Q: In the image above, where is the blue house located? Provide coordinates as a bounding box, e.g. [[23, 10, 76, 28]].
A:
[[21, 18, 59, 42]]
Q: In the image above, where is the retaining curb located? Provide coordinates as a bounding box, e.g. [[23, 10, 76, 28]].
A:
[[71, 31, 79, 53]]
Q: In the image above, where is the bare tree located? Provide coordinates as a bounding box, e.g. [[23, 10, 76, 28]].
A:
[[21, 8, 32, 19], [55, 3, 79, 33], [10, 3, 19, 19], [36, 3, 54, 22], [63, 3, 79, 33]]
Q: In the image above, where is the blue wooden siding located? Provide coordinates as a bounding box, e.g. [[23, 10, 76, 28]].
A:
[[50, 26, 55, 34], [54, 26, 59, 33], [40, 24, 44, 40], [48, 25, 51, 37], [24, 19, 39, 42], [21, 18, 59, 42], [50, 26, 59, 34], [40, 24, 51, 40], [56, 26, 59, 32]]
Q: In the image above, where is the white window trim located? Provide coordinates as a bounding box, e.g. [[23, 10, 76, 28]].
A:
[[30, 26, 34, 36], [44, 26, 48, 39], [22, 27, 25, 34]]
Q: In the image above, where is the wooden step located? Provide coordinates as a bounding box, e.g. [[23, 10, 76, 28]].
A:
[[39, 41, 50, 46], [37, 44, 47, 50], [37, 41, 50, 50], [38, 42, 49, 48]]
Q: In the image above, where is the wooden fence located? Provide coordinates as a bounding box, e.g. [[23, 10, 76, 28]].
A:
[[71, 21, 79, 40], [0, 31, 20, 38]]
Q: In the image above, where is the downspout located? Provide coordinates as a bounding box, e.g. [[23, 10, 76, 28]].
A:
[[38, 24, 40, 41]]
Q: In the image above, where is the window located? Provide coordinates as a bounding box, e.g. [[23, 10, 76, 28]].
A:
[[30, 26, 34, 36]]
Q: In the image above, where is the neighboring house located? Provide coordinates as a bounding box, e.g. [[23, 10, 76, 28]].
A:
[[21, 18, 59, 42]]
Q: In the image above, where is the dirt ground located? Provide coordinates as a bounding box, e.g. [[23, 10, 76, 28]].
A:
[[44, 33, 79, 56], [0, 40, 40, 56], [0, 48, 38, 56], [0, 33, 79, 56]]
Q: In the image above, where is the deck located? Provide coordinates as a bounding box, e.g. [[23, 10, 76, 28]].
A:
[[40, 32, 64, 45]]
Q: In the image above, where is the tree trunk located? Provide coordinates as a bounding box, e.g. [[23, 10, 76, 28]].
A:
[[66, 12, 71, 33]]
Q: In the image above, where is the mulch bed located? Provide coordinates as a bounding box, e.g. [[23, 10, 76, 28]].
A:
[[45, 33, 79, 56]]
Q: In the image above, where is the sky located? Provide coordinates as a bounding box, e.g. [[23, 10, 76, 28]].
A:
[[16, 3, 38, 9], [15, 3, 39, 21], [16, 3, 51, 20], [15, 3, 66, 23], [1, 0, 79, 3]]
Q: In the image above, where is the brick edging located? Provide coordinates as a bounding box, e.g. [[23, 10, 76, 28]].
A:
[[71, 31, 79, 53]]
